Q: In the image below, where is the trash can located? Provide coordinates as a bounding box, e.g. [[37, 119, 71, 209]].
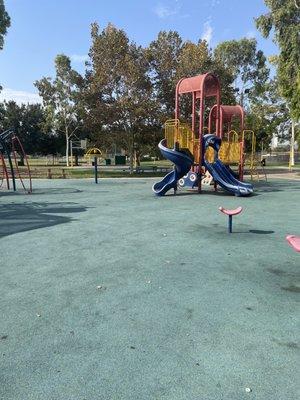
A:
[[115, 155, 126, 165], [105, 158, 111, 166]]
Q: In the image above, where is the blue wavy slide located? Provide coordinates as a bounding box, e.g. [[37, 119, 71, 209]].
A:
[[152, 139, 194, 196], [203, 134, 253, 196]]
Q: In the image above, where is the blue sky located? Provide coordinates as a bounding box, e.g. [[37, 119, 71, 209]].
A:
[[0, 0, 277, 104]]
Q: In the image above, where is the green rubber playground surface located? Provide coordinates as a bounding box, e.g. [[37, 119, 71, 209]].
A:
[[0, 178, 299, 400]]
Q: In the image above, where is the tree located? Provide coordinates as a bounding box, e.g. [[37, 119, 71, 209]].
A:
[[35, 54, 84, 166], [176, 40, 211, 79], [147, 31, 182, 118], [256, 0, 300, 120], [0, 0, 10, 91], [148, 33, 236, 127], [245, 79, 291, 150], [214, 38, 269, 107], [211, 58, 236, 106], [0, 0, 10, 51], [85, 23, 159, 171], [0, 101, 53, 155], [0, 101, 23, 156], [256, 1, 300, 166], [175, 39, 236, 121]]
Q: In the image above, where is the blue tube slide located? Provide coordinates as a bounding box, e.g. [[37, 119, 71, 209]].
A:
[[152, 139, 194, 196], [202, 134, 253, 196]]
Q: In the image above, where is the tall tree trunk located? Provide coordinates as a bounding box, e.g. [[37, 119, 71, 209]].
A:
[[136, 151, 141, 167], [129, 148, 134, 174], [65, 131, 69, 167], [129, 131, 134, 174], [290, 119, 295, 167]]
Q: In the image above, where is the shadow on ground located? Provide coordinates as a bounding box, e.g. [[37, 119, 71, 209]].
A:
[[255, 180, 300, 193], [0, 188, 84, 197], [32, 188, 83, 195], [0, 202, 87, 238], [249, 229, 274, 234]]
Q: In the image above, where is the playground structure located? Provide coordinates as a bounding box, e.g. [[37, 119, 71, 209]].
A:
[[85, 147, 103, 161], [0, 129, 32, 193], [153, 72, 260, 196]]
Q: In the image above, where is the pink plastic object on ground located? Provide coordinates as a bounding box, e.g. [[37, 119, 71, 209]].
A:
[[219, 206, 243, 216], [286, 235, 300, 253]]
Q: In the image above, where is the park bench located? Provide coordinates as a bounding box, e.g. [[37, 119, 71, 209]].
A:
[[46, 168, 69, 179], [135, 166, 171, 174], [27, 168, 69, 179]]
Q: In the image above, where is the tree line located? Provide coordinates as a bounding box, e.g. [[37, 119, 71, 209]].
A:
[[0, 0, 299, 166]]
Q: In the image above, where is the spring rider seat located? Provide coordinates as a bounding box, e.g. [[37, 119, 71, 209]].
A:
[[286, 235, 300, 253], [219, 206, 243, 233]]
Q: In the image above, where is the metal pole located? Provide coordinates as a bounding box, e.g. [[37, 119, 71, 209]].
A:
[[198, 94, 204, 193], [94, 156, 98, 184], [0, 138, 16, 191], [228, 215, 232, 233], [192, 92, 196, 139]]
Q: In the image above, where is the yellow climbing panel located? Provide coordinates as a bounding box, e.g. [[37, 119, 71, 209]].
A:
[[206, 130, 241, 164], [165, 120, 241, 165], [165, 120, 200, 163]]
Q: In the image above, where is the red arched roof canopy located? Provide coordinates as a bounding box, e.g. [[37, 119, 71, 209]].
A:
[[208, 104, 245, 135], [175, 73, 221, 136], [176, 72, 220, 98]]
